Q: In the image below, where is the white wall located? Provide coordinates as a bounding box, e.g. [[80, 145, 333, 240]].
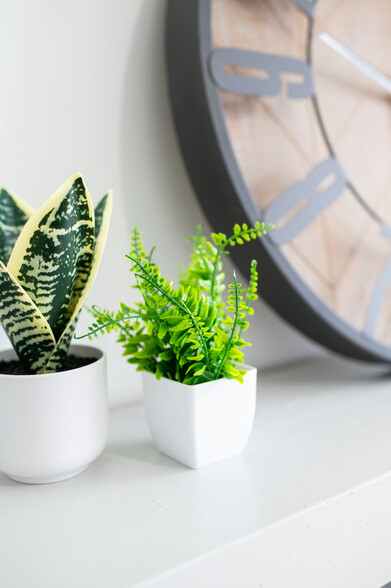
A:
[[0, 0, 322, 405]]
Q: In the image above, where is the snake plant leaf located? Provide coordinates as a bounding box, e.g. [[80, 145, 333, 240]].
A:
[[43, 309, 82, 374], [44, 191, 113, 373], [94, 192, 112, 240], [0, 188, 34, 265], [7, 173, 95, 342], [65, 190, 113, 325], [0, 261, 56, 373]]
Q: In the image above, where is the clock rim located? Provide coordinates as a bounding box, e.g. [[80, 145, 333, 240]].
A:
[[165, 0, 391, 363]]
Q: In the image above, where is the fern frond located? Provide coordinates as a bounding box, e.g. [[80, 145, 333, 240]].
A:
[[129, 223, 147, 264], [215, 271, 242, 379], [209, 221, 272, 301], [129, 254, 213, 369], [76, 305, 138, 340], [237, 259, 258, 339]]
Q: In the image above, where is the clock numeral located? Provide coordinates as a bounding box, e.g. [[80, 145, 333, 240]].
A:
[[364, 225, 391, 337], [208, 49, 313, 99], [264, 159, 346, 246], [290, 0, 317, 18]]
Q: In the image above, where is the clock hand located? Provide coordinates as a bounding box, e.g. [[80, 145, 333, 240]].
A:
[[319, 31, 391, 95]]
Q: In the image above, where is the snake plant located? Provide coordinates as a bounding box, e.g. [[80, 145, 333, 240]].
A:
[[0, 174, 112, 374], [79, 222, 272, 385], [0, 187, 35, 265]]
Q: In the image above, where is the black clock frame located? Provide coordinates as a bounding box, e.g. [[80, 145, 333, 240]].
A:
[[166, 0, 391, 363]]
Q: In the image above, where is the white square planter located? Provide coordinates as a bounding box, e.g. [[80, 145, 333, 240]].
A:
[[142, 365, 257, 469]]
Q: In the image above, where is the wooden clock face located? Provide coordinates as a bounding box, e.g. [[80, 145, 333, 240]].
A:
[[166, 0, 391, 362]]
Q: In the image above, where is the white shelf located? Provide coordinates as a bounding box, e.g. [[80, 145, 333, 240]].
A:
[[1, 356, 391, 587]]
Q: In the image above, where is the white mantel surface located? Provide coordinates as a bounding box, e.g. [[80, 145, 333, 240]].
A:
[[1, 356, 391, 587]]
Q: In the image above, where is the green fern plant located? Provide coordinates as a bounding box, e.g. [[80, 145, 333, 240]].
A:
[[77, 221, 272, 385]]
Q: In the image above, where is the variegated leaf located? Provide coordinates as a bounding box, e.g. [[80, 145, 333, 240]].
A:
[[43, 310, 82, 373], [44, 191, 113, 373], [64, 191, 112, 325], [7, 174, 95, 342], [94, 192, 112, 243], [0, 188, 34, 265], [0, 261, 56, 373]]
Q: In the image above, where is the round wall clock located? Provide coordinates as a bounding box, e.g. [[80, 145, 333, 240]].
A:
[[166, 0, 391, 363]]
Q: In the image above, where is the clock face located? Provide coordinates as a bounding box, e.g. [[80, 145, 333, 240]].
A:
[[166, 0, 391, 362]]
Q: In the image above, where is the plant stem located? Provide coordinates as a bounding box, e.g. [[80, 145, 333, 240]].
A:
[[129, 256, 211, 369], [216, 271, 240, 378], [74, 313, 139, 339], [210, 235, 240, 302]]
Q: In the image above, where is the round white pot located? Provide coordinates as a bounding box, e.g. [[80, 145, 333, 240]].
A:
[[0, 344, 107, 484], [142, 365, 257, 469]]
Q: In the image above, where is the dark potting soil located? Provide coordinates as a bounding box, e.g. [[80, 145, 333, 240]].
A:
[[0, 355, 97, 376]]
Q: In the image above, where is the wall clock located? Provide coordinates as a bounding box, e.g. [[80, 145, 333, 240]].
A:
[[166, 0, 391, 363]]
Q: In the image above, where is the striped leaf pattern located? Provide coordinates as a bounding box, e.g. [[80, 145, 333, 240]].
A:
[[0, 261, 55, 372], [44, 310, 82, 374], [64, 191, 111, 326], [0, 175, 112, 374], [0, 188, 34, 264], [8, 175, 95, 342], [45, 191, 112, 373]]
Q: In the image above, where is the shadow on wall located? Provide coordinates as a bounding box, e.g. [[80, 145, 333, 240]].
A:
[[118, 0, 323, 369], [120, 0, 206, 281]]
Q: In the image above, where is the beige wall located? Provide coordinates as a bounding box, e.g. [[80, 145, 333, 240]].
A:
[[0, 0, 322, 405]]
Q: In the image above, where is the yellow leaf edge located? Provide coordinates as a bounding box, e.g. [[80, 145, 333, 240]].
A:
[[7, 172, 93, 278], [0, 260, 56, 372], [1, 187, 35, 219], [44, 190, 113, 372]]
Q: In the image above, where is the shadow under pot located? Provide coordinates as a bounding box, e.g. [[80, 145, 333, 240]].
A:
[[142, 365, 257, 469], [0, 344, 108, 484]]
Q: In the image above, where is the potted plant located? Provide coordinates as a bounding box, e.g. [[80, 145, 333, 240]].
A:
[[79, 221, 272, 468], [0, 174, 112, 483]]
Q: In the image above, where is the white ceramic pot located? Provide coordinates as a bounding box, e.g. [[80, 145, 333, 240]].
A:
[[0, 344, 107, 484], [142, 365, 257, 469]]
